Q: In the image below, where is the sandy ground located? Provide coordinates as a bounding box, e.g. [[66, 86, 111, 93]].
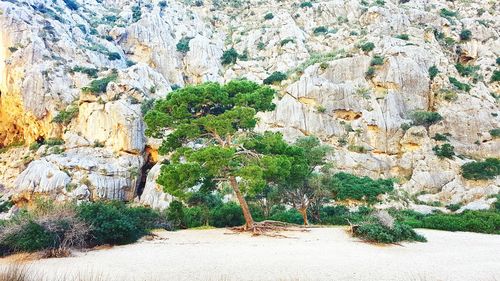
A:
[[1, 227, 499, 281]]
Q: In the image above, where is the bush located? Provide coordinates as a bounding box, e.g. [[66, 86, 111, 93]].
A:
[[313, 26, 328, 35], [264, 12, 273, 20], [263, 71, 287, 85], [432, 133, 449, 141], [354, 220, 426, 243], [359, 42, 375, 52], [461, 158, 500, 180], [269, 206, 303, 224], [132, 5, 142, 22], [299, 1, 312, 8], [440, 8, 457, 18], [490, 128, 500, 138], [459, 29, 472, 41], [77, 201, 163, 245], [409, 111, 443, 127], [395, 34, 409, 40], [455, 63, 479, 77], [176, 36, 192, 53], [405, 211, 500, 234], [280, 38, 295, 46], [449, 77, 471, 92], [329, 172, 394, 203], [445, 203, 462, 212], [63, 0, 79, 10], [365, 66, 375, 79], [209, 202, 244, 227], [429, 65, 439, 80], [82, 73, 118, 94], [370, 55, 384, 66], [221, 48, 239, 65], [0, 221, 55, 254], [52, 106, 79, 124], [71, 66, 98, 78], [492, 70, 500, 82], [433, 143, 455, 159], [107, 52, 121, 61]]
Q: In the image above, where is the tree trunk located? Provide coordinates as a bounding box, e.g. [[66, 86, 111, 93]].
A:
[[229, 176, 254, 230], [298, 207, 308, 226]]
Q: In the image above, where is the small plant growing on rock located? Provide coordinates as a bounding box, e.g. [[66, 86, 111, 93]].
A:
[[491, 70, 500, 82], [432, 133, 449, 141], [316, 105, 326, 113], [299, 1, 313, 8], [365, 66, 375, 79], [395, 34, 409, 40], [370, 55, 384, 66], [490, 129, 500, 138], [132, 5, 142, 22], [461, 158, 500, 180], [455, 63, 479, 78], [280, 38, 295, 47], [440, 8, 457, 18], [459, 29, 472, 41], [176, 36, 193, 53], [409, 111, 443, 127], [107, 52, 121, 61], [429, 65, 439, 80], [264, 12, 273, 20], [263, 71, 287, 85], [71, 66, 98, 78], [52, 106, 79, 125], [63, 0, 79, 10], [221, 48, 239, 65], [359, 42, 375, 52], [449, 77, 471, 92], [433, 143, 455, 159], [82, 73, 118, 95], [313, 26, 328, 35]]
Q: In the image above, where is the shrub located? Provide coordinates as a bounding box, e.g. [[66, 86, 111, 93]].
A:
[[159, 1, 167, 8], [432, 133, 449, 141], [71, 66, 98, 78], [409, 111, 443, 127], [209, 202, 244, 227], [82, 73, 118, 94], [0, 221, 54, 254], [459, 29, 472, 41], [455, 63, 479, 77], [63, 0, 79, 10], [77, 201, 164, 245], [433, 143, 455, 159], [280, 38, 295, 46], [264, 12, 274, 20], [316, 105, 326, 113], [461, 158, 500, 180], [221, 48, 239, 65], [107, 52, 121, 61], [329, 172, 394, 203], [132, 5, 142, 22], [126, 60, 136, 67], [263, 71, 287, 85], [141, 99, 156, 115], [365, 66, 375, 79], [257, 41, 265, 50], [166, 200, 186, 229], [440, 8, 457, 18], [52, 106, 79, 124], [370, 55, 384, 66], [490, 128, 500, 138], [395, 34, 409, 40], [269, 206, 303, 224], [429, 65, 439, 80], [353, 212, 426, 243], [405, 211, 500, 234], [374, 0, 385, 6], [492, 70, 500, 82], [299, 1, 312, 8], [359, 42, 375, 52], [445, 203, 462, 212], [176, 36, 192, 53], [449, 77, 471, 92], [313, 26, 328, 35]]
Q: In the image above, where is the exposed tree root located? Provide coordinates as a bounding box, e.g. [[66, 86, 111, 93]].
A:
[[228, 220, 310, 237]]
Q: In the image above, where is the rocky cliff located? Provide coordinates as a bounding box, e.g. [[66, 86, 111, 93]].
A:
[[0, 0, 498, 213]]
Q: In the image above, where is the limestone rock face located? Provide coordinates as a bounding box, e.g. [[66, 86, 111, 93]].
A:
[[0, 0, 498, 210]]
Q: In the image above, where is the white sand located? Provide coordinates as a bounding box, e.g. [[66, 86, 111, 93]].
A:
[[2, 227, 500, 281]]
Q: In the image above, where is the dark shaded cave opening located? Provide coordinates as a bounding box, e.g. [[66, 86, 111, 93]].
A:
[[136, 146, 157, 197]]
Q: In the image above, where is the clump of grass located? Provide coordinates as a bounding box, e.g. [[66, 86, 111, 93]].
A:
[[52, 106, 79, 125]]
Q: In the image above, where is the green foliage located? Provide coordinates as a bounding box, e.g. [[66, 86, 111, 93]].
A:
[[176, 37, 193, 53], [404, 210, 500, 234], [280, 38, 295, 46], [461, 158, 500, 180], [374, 0, 385, 6], [354, 220, 426, 243], [299, 1, 313, 8], [107, 52, 121, 61], [329, 173, 393, 203], [370, 55, 384, 66], [449, 77, 471, 92], [365, 66, 375, 79], [359, 42, 375, 52], [71, 66, 98, 78], [445, 203, 462, 212], [433, 143, 455, 159], [209, 202, 244, 227], [492, 70, 500, 82], [77, 201, 163, 245], [82, 73, 118, 95], [459, 29, 472, 41], [63, 0, 79, 10], [264, 12, 274, 20], [257, 41, 265, 50], [432, 133, 449, 141], [429, 65, 439, 80], [269, 206, 304, 224], [440, 8, 457, 18], [409, 111, 443, 127], [141, 99, 156, 115], [263, 71, 287, 85], [490, 128, 500, 138], [221, 48, 239, 65], [0, 221, 55, 253], [313, 26, 328, 35], [395, 34, 409, 40], [132, 5, 142, 22], [52, 106, 79, 125], [455, 63, 479, 78]]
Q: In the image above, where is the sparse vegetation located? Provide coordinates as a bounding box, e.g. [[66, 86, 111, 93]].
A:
[[176, 36, 193, 53], [433, 143, 455, 159], [459, 29, 472, 41], [359, 42, 375, 52], [264, 12, 273, 20], [461, 158, 500, 180], [221, 48, 239, 65], [429, 65, 439, 80], [490, 128, 500, 138], [299, 1, 313, 8], [263, 71, 287, 85], [52, 106, 79, 125], [395, 34, 409, 40], [313, 26, 328, 35], [280, 38, 295, 46], [71, 66, 98, 78], [409, 111, 443, 127], [492, 70, 500, 82], [370, 55, 384, 66], [449, 77, 471, 92], [81, 73, 118, 95]]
